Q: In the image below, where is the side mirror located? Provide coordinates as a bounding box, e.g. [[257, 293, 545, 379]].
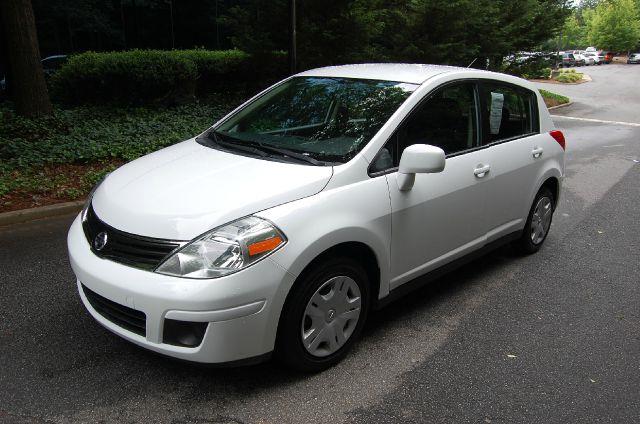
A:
[[397, 144, 445, 191]]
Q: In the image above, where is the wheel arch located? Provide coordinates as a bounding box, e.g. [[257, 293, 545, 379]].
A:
[[528, 165, 563, 216], [540, 176, 560, 208], [273, 240, 382, 352], [291, 241, 381, 304]]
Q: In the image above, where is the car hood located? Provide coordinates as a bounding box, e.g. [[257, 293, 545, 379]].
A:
[[91, 139, 333, 240]]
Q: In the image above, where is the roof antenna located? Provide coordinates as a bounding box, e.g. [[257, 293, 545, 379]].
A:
[[467, 58, 477, 68]]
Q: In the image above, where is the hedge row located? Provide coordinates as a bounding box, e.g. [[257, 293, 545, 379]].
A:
[[51, 49, 287, 106]]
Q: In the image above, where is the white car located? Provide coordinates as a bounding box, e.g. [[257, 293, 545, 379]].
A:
[[572, 52, 587, 66], [582, 53, 596, 66], [577, 52, 594, 65], [68, 64, 565, 372], [585, 52, 602, 65]]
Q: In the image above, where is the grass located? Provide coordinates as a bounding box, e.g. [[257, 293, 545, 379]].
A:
[[0, 97, 241, 212], [539, 89, 570, 108]]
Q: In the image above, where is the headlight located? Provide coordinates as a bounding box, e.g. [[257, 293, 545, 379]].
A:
[[81, 173, 109, 221], [155, 216, 286, 279]]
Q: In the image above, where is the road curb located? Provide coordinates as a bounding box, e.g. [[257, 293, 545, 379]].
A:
[[0, 200, 84, 227], [548, 101, 573, 111]]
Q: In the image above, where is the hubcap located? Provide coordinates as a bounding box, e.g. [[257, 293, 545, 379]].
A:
[[531, 196, 553, 245], [301, 276, 362, 357]]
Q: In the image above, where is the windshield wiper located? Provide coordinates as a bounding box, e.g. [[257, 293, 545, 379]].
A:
[[210, 131, 322, 166], [207, 131, 269, 158], [249, 143, 322, 166]]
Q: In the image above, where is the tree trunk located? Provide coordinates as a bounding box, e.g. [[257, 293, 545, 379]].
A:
[[0, 0, 52, 117]]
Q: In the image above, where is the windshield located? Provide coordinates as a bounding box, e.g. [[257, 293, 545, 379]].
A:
[[203, 76, 418, 165]]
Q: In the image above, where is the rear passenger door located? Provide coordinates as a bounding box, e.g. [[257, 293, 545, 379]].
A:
[[478, 81, 542, 241]]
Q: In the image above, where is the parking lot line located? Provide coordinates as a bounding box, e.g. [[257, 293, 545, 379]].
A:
[[551, 115, 640, 127]]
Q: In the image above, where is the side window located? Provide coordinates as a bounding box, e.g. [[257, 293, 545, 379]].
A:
[[370, 82, 478, 172], [481, 83, 536, 144]]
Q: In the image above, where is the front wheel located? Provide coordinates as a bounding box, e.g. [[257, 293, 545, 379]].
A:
[[515, 187, 555, 254], [275, 257, 370, 373]]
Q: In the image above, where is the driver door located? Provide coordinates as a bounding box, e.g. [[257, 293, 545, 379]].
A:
[[371, 81, 492, 289]]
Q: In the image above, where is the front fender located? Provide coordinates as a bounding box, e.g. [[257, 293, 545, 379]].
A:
[[256, 176, 392, 300]]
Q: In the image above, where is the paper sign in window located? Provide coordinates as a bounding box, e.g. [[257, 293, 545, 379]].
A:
[[489, 92, 504, 135]]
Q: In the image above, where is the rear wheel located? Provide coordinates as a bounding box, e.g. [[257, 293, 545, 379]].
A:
[[515, 187, 555, 254], [275, 257, 370, 373]]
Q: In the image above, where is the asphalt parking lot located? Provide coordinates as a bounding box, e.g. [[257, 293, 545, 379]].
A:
[[1, 64, 639, 423]]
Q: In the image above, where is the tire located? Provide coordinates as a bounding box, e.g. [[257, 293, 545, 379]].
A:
[[275, 257, 370, 373], [514, 187, 555, 254]]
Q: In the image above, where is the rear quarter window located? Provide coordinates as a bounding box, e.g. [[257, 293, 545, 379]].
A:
[[480, 82, 539, 145]]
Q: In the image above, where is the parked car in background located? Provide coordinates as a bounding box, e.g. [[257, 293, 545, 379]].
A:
[[583, 54, 595, 66], [628, 53, 640, 64], [585, 46, 597, 53], [561, 53, 577, 67], [0, 54, 67, 93], [584, 52, 602, 65], [603, 52, 614, 64], [571, 51, 586, 66], [41, 55, 68, 77], [68, 64, 565, 372]]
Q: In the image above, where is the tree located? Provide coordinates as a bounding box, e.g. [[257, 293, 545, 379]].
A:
[[560, 14, 587, 49], [578, 0, 601, 12], [222, 0, 570, 70], [0, 0, 53, 117], [32, 0, 120, 53], [585, 0, 640, 51]]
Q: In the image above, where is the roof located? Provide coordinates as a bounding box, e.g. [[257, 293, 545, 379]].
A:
[[296, 63, 470, 84]]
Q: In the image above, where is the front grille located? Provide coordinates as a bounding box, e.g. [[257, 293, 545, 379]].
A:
[[82, 284, 146, 336], [82, 204, 183, 271]]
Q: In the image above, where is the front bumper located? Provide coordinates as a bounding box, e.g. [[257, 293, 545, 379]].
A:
[[68, 215, 296, 363]]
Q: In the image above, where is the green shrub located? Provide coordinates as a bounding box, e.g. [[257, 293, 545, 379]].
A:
[[555, 72, 582, 83], [174, 49, 287, 95], [51, 49, 288, 106], [523, 67, 552, 79], [173, 49, 249, 95], [51, 50, 198, 106]]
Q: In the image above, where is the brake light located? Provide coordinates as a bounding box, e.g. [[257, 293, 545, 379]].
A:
[[550, 130, 565, 150]]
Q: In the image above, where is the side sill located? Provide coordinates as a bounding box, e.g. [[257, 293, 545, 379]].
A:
[[374, 230, 522, 310]]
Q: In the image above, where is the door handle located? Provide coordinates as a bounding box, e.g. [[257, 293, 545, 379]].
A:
[[473, 164, 491, 178], [532, 147, 544, 158]]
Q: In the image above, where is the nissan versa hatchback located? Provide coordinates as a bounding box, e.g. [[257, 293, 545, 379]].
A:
[[68, 64, 565, 372]]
